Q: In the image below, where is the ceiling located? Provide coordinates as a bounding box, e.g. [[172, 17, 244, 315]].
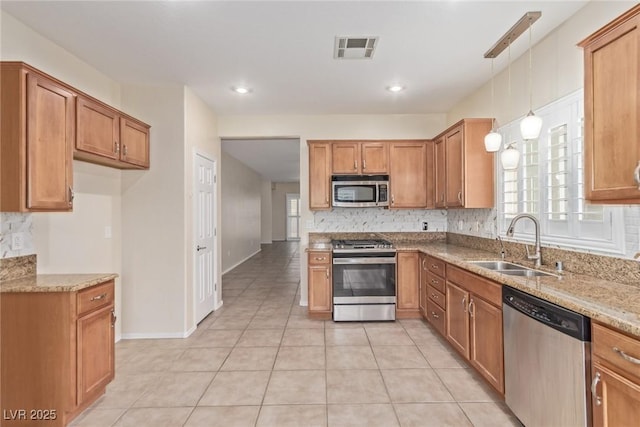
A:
[[1, 0, 589, 116], [222, 138, 300, 182]]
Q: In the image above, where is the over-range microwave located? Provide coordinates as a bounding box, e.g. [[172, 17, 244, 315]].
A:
[[332, 175, 389, 208]]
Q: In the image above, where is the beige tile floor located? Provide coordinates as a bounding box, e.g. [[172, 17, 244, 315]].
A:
[[71, 242, 522, 427]]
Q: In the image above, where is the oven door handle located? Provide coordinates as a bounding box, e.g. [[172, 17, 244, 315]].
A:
[[333, 257, 396, 265]]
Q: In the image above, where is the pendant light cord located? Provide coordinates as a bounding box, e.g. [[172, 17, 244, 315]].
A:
[[528, 19, 533, 112], [490, 58, 496, 130]]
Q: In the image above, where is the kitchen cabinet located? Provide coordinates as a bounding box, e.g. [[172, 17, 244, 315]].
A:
[[433, 119, 494, 208], [445, 264, 504, 393], [579, 5, 640, 203], [307, 250, 332, 319], [389, 140, 427, 208], [396, 251, 420, 318], [424, 255, 447, 336], [75, 96, 150, 169], [1, 62, 75, 212], [425, 139, 435, 209], [419, 254, 428, 316], [0, 280, 115, 426], [331, 141, 388, 175], [308, 141, 332, 210], [591, 322, 640, 426]]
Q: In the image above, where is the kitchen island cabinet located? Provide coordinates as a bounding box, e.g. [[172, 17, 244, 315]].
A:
[[0, 276, 117, 427]]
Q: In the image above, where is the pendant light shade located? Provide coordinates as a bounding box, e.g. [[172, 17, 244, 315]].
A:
[[520, 111, 543, 140], [501, 144, 520, 170], [484, 131, 503, 152]]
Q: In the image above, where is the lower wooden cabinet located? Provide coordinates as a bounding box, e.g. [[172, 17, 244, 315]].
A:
[[0, 280, 115, 426], [396, 251, 420, 318], [591, 322, 640, 426], [445, 281, 470, 357], [307, 250, 332, 319], [419, 254, 428, 316]]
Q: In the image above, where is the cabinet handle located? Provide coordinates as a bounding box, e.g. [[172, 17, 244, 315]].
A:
[[457, 191, 462, 203], [111, 309, 117, 328], [68, 187, 74, 206], [114, 141, 120, 154], [462, 296, 467, 312], [613, 347, 640, 365], [314, 256, 326, 261], [91, 293, 107, 301], [431, 264, 439, 270], [634, 161, 640, 190], [431, 293, 439, 299], [441, 193, 445, 203], [431, 279, 439, 285], [326, 269, 329, 279], [421, 259, 427, 270], [123, 144, 128, 157], [354, 160, 358, 171], [591, 371, 602, 406], [469, 299, 475, 318], [363, 159, 366, 170], [431, 311, 439, 319], [391, 195, 395, 205]]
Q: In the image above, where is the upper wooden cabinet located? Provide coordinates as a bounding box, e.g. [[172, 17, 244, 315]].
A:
[[1, 63, 75, 212], [579, 5, 640, 203], [75, 95, 150, 169], [434, 119, 494, 208], [308, 141, 332, 210], [389, 140, 427, 208], [332, 141, 388, 175]]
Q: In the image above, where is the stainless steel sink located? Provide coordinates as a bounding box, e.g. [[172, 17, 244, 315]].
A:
[[469, 260, 557, 278]]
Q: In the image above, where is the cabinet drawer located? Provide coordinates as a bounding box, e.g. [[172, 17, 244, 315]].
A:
[[308, 251, 331, 265], [78, 280, 114, 316], [426, 300, 446, 336], [447, 265, 501, 307], [425, 271, 445, 294], [426, 256, 446, 278], [427, 285, 446, 310], [593, 323, 640, 381]]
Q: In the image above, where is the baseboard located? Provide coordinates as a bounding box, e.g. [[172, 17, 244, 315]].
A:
[[222, 248, 261, 275], [299, 297, 308, 307], [121, 330, 194, 340], [214, 299, 224, 310]]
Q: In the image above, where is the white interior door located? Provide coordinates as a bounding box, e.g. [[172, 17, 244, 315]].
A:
[[286, 193, 300, 241], [194, 153, 216, 324]]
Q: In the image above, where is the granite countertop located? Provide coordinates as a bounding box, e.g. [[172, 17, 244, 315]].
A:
[[394, 241, 640, 338], [0, 273, 118, 293]]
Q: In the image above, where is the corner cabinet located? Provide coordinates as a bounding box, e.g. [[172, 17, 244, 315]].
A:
[[591, 322, 640, 426], [0, 280, 116, 427], [308, 141, 332, 210], [579, 5, 640, 203], [433, 119, 494, 208], [389, 141, 428, 208], [1, 62, 75, 212], [307, 250, 332, 319]]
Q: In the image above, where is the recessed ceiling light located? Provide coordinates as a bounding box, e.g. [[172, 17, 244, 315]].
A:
[[387, 85, 405, 93], [233, 86, 250, 94]]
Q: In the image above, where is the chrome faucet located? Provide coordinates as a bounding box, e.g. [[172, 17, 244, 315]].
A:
[[506, 213, 541, 268]]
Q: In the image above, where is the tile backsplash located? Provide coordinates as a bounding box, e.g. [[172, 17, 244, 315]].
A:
[[0, 213, 35, 259], [313, 208, 448, 233]]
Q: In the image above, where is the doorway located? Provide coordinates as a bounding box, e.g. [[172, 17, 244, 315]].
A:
[[286, 193, 300, 241], [193, 153, 217, 324]]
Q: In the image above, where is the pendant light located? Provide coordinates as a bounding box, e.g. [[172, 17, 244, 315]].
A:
[[484, 58, 502, 152], [519, 16, 543, 140], [501, 39, 520, 170]]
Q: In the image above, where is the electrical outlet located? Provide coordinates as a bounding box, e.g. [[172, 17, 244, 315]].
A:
[[476, 221, 480, 232], [11, 232, 24, 251], [422, 222, 429, 231]]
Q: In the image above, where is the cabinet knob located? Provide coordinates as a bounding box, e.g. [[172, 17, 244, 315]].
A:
[[634, 161, 640, 190]]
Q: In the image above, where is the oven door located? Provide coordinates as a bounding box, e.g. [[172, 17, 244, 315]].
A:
[[332, 182, 380, 207], [332, 253, 396, 304]]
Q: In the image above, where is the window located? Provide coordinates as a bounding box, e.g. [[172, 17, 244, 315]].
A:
[[497, 90, 624, 254], [286, 193, 301, 241]]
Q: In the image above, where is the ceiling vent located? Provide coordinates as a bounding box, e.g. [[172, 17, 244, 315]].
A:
[[334, 36, 378, 59]]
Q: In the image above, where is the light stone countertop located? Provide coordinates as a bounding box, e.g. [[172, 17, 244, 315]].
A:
[[0, 273, 118, 293], [394, 241, 640, 338]]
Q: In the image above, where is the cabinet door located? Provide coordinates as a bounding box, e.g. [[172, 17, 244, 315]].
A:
[[592, 362, 640, 427], [389, 141, 427, 208], [397, 251, 420, 311], [419, 254, 428, 315], [308, 265, 332, 313], [446, 281, 470, 358], [120, 117, 149, 168], [77, 305, 114, 404], [76, 96, 120, 160], [27, 72, 74, 210], [469, 297, 504, 393], [445, 126, 464, 207], [309, 142, 332, 210], [425, 140, 435, 209], [435, 137, 446, 208], [361, 142, 388, 174], [332, 142, 360, 174]]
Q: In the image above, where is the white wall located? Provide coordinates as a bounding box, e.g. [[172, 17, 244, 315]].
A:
[[260, 181, 273, 244], [272, 182, 300, 241], [218, 113, 446, 305], [220, 152, 262, 273]]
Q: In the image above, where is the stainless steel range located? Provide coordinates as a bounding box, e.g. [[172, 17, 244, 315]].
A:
[[331, 239, 396, 321]]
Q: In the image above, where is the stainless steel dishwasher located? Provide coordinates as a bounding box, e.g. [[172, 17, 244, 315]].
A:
[[503, 286, 591, 427]]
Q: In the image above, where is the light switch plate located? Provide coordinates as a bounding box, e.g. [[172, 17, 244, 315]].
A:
[[11, 232, 24, 251]]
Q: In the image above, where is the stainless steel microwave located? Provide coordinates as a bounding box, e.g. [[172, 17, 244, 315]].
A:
[[332, 175, 389, 207]]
